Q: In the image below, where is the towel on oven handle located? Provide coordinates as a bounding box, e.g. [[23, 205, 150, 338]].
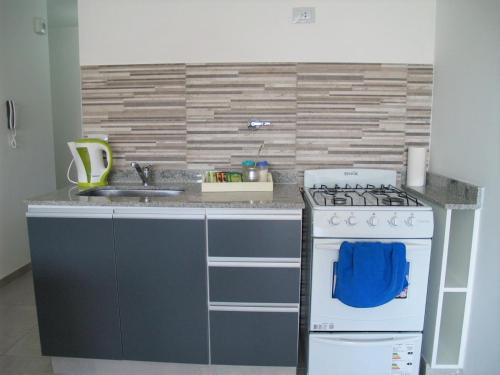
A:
[[333, 241, 408, 308]]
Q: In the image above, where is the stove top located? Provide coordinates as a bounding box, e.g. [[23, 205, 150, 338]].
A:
[[303, 169, 433, 238], [308, 184, 422, 207]]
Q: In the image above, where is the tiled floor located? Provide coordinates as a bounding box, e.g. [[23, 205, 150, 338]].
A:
[[0, 271, 54, 374]]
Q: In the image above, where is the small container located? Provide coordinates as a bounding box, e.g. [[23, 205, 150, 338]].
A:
[[242, 160, 259, 182], [256, 160, 269, 182]]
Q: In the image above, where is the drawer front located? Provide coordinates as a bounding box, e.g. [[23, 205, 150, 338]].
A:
[[210, 310, 299, 366], [208, 219, 301, 258], [209, 266, 300, 304]]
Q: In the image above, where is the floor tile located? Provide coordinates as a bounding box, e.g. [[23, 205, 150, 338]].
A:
[[6, 328, 41, 357], [0, 355, 53, 374], [0, 272, 36, 307], [0, 306, 37, 354]]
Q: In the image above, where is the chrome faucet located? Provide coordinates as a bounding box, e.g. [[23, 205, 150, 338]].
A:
[[130, 162, 151, 186]]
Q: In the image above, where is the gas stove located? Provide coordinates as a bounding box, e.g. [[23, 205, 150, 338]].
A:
[[300, 169, 434, 375]]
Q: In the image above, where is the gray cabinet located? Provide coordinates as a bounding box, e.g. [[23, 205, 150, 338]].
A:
[[26, 207, 302, 368], [210, 310, 299, 366], [208, 219, 301, 258], [114, 218, 209, 364], [207, 212, 302, 367], [27, 216, 122, 359], [209, 267, 300, 304]]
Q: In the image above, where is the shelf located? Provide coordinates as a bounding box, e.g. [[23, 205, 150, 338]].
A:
[[436, 292, 466, 366], [443, 287, 468, 293], [421, 199, 481, 371], [444, 210, 475, 289]]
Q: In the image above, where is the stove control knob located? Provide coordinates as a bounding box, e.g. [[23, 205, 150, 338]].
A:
[[346, 215, 358, 226], [405, 215, 415, 227], [329, 215, 341, 226], [367, 215, 379, 227], [388, 215, 400, 227]]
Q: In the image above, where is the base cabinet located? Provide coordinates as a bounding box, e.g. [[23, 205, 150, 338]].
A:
[[27, 217, 122, 359], [210, 310, 299, 366], [27, 208, 302, 367], [207, 212, 302, 367], [114, 218, 209, 364]]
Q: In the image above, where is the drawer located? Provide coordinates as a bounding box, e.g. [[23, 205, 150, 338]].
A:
[[210, 309, 299, 366], [208, 219, 301, 258], [209, 266, 300, 304]]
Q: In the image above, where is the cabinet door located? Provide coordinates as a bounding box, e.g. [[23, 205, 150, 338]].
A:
[[114, 218, 208, 364], [210, 310, 299, 366], [27, 217, 122, 359]]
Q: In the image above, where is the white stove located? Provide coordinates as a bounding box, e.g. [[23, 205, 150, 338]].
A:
[[301, 169, 433, 375]]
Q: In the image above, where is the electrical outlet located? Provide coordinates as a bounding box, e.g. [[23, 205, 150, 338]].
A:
[[292, 7, 315, 24]]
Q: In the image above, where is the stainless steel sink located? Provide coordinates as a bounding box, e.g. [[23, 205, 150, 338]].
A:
[[78, 188, 184, 198]]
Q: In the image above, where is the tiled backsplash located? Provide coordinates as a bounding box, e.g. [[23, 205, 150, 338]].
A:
[[81, 63, 432, 180]]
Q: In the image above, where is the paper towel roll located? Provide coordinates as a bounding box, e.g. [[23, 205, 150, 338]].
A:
[[407, 147, 427, 186]]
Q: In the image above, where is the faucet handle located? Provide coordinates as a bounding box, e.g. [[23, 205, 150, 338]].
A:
[[143, 165, 152, 178]]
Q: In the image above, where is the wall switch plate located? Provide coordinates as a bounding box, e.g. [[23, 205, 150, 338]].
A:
[[87, 133, 109, 141], [33, 17, 47, 35], [292, 7, 315, 24]]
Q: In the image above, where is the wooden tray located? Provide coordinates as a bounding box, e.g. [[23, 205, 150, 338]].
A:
[[201, 173, 273, 192]]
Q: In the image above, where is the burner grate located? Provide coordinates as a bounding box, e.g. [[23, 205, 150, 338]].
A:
[[309, 184, 422, 207]]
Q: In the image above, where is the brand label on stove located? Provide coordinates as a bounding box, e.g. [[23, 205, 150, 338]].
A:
[[312, 323, 335, 331], [391, 343, 415, 375]]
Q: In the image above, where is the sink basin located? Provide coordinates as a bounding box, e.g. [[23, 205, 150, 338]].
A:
[[78, 188, 184, 198]]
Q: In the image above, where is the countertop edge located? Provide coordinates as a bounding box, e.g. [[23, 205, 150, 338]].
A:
[[403, 172, 483, 210], [24, 183, 306, 210], [25, 200, 306, 210]]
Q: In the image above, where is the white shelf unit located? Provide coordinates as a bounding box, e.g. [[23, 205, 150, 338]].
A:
[[421, 201, 481, 370]]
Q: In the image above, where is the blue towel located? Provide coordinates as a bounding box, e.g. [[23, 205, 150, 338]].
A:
[[333, 241, 408, 308]]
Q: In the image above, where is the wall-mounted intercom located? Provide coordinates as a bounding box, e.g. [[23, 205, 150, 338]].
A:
[[6, 100, 17, 149]]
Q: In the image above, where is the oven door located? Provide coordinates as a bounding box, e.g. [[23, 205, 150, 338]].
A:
[[310, 238, 431, 332]]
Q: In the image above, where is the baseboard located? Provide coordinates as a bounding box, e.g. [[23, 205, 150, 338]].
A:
[[52, 357, 296, 375], [0, 263, 32, 287]]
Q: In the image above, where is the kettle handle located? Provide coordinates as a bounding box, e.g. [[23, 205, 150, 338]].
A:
[[95, 141, 113, 176]]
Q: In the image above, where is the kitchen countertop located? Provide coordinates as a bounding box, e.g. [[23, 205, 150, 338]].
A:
[[26, 182, 305, 210], [404, 172, 483, 210]]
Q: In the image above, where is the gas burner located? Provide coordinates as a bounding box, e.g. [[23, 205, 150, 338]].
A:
[[322, 189, 337, 196], [332, 197, 347, 205], [382, 196, 405, 206], [370, 188, 391, 195]]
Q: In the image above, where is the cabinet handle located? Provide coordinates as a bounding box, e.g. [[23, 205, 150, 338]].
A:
[[26, 212, 112, 219], [209, 304, 299, 313], [208, 260, 300, 268]]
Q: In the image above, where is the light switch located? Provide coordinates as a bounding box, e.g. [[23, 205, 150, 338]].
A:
[[33, 17, 47, 35], [292, 7, 315, 24]]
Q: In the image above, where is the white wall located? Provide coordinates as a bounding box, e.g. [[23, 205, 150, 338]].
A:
[[78, 0, 436, 65], [430, 0, 500, 373], [0, 0, 56, 278], [48, 0, 82, 188]]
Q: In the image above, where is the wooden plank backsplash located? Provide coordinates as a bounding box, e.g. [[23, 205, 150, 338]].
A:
[[81, 62, 432, 178]]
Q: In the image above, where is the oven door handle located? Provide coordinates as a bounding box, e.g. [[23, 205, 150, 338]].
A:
[[314, 336, 402, 346], [332, 262, 337, 298], [314, 240, 430, 251]]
